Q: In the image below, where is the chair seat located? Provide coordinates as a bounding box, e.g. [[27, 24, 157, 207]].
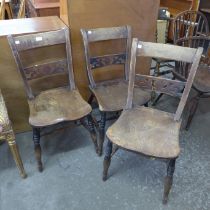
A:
[[106, 106, 181, 158], [90, 80, 151, 112], [193, 65, 210, 93], [28, 88, 92, 127]]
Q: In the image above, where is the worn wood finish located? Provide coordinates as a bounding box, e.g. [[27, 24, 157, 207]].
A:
[[0, 90, 27, 178], [173, 10, 209, 43], [90, 79, 151, 112], [28, 88, 92, 127], [81, 26, 132, 87], [8, 28, 76, 99], [8, 28, 99, 170], [11, 30, 66, 51], [137, 41, 197, 63], [81, 26, 151, 156], [24, 59, 67, 80], [107, 106, 181, 158], [104, 38, 203, 204], [135, 75, 185, 98]]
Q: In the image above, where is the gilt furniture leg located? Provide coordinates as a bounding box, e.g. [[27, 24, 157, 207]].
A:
[[7, 132, 27, 178]]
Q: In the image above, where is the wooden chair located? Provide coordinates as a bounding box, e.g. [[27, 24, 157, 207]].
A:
[[174, 36, 210, 129], [81, 26, 151, 156], [173, 10, 209, 43], [7, 28, 98, 172], [152, 10, 209, 106], [0, 90, 27, 178], [0, 0, 5, 20], [103, 39, 203, 204]]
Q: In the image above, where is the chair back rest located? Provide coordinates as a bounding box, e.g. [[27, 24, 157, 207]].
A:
[[0, 0, 5, 20], [126, 38, 203, 121], [17, 0, 25, 18], [7, 28, 75, 99], [81, 26, 131, 87], [173, 10, 209, 43], [174, 36, 210, 80]]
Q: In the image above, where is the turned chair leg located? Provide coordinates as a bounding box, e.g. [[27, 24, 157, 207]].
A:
[[185, 96, 199, 130], [87, 114, 99, 154], [7, 132, 27, 179], [163, 158, 176, 204], [32, 127, 43, 172], [103, 139, 113, 181], [98, 111, 106, 156], [152, 93, 164, 106]]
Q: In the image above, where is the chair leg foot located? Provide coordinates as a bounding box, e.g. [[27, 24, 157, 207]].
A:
[[102, 139, 112, 181], [7, 132, 27, 179], [87, 115, 99, 154], [162, 158, 176, 204], [33, 127, 43, 172], [98, 112, 106, 156]]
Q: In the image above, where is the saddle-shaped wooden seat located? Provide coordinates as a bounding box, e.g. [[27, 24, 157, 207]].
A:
[[28, 88, 91, 127], [107, 106, 180, 158], [90, 80, 150, 112]]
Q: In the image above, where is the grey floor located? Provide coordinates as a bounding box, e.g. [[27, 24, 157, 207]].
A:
[[0, 95, 210, 210]]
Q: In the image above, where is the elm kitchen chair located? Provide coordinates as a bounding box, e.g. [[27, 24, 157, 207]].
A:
[[81, 26, 151, 156], [8, 28, 98, 172], [103, 39, 203, 204], [174, 36, 210, 130], [0, 90, 27, 178]]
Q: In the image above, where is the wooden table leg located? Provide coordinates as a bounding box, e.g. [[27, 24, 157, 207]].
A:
[[7, 132, 27, 178]]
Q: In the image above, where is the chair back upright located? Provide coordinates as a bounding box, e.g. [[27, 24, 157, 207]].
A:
[[7, 28, 76, 100], [81, 26, 132, 88], [126, 39, 203, 121]]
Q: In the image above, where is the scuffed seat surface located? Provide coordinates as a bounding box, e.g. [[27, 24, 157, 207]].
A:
[[28, 88, 91, 127], [106, 106, 181, 158], [91, 80, 151, 112]]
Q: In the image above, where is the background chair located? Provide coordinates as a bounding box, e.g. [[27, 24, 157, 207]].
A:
[[0, 90, 27, 178], [173, 10, 209, 42], [81, 26, 151, 156], [103, 39, 203, 204], [8, 28, 98, 172], [174, 36, 210, 129], [153, 10, 209, 106]]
